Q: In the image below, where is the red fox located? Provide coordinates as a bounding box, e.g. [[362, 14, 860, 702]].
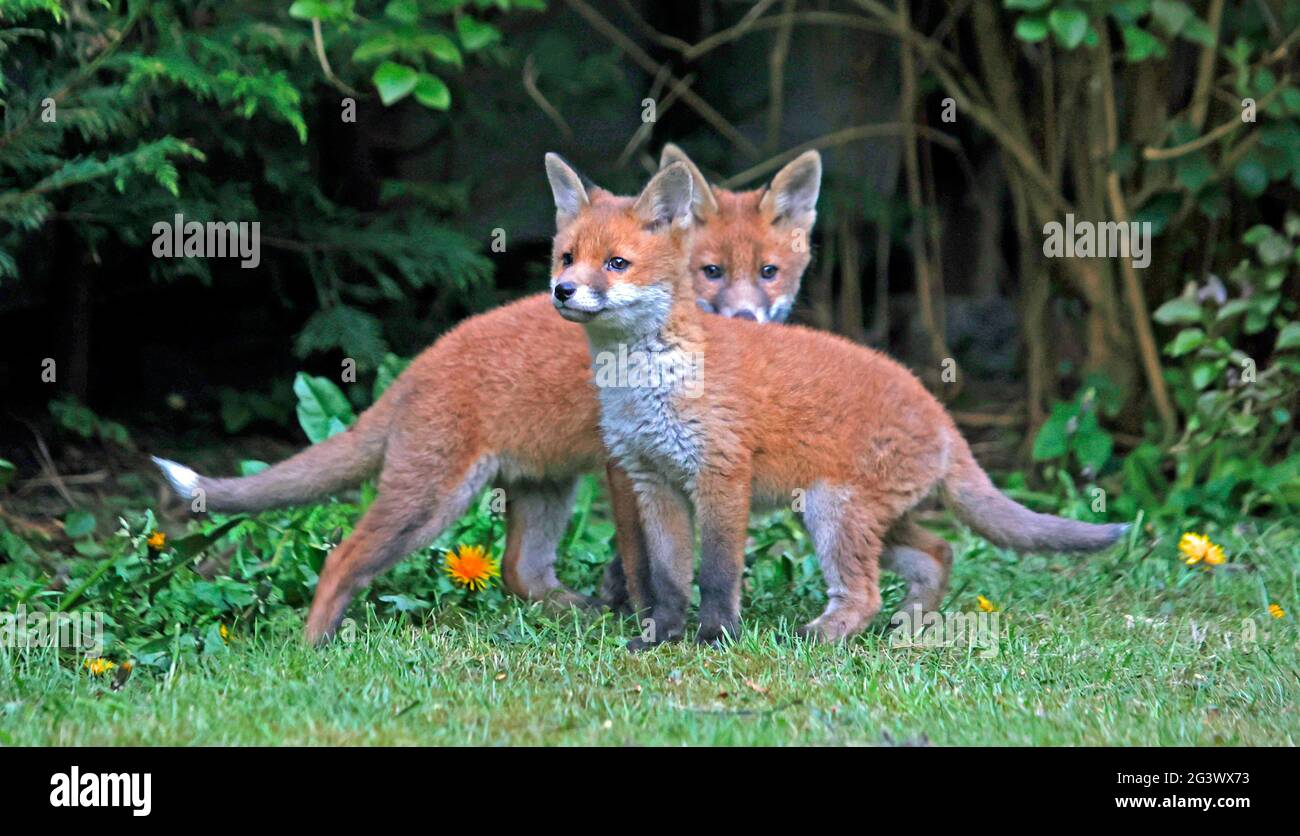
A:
[[544, 155, 1129, 647], [153, 146, 823, 643]]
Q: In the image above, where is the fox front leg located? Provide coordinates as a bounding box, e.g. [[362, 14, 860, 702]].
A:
[[625, 475, 694, 651], [694, 466, 751, 646]]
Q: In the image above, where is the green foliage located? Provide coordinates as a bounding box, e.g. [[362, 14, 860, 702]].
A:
[[1142, 219, 1300, 521], [1038, 218, 1298, 525], [48, 397, 132, 448], [288, 0, 542, 109], [293, 372, 355, 443], [0, 1, 521, 376], [1005, 0, 1215, 56], [3, 471, 1297, 746]]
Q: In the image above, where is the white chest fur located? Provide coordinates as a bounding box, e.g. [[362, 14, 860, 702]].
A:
[[590, 334, 704, 490]]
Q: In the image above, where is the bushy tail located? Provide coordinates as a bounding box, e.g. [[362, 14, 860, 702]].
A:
[[940, 434, 1127, 553], [152, 387, 400, 514]]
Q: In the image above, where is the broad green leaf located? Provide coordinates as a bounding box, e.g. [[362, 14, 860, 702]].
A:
[[1014, 16, 1049, 43], [1152, 296, 1202, 324], [1109, 0, 1151, 26], [1071, 412, 1114, 472], [1049, 7, 1089, 50], [1234, 159, 1269, 197], [1150, 0, 1193, 36], [372, 61, 418, 105], [413, 73, 451, 109], [1032, 402, 1075, 460], [379, 593, 431, 613], [1216, 299, 1250, 321], [171, 518, 248, 560], [289, 1, 335, 21], [352, 37, 398, 63], [1179, 16, 1216, 47], [456, 16, 500, 51], [294, 372, 356, 443], [1277, 322, 1300, 351], [1122, 25, 1166, 62], [64, 509, 96, 539], [1257, 232, 1291, 265], [419, 33, 462, 67], [1005, 0, 1050, 9], [385, 0, 419, 24], [1191, 360, 1223, 389], [1175, 151, 1212, 192], [1166, 327, 1205, 356]]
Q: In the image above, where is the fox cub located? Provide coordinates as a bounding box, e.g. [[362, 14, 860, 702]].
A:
[[153, 146, 821, 643], [545, 155, 1127, 648]]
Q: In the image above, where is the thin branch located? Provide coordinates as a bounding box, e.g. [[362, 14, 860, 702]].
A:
[[852, 0, 1071, 215], [1188, 0, 1226, 131], [523, 53, 574, 142], [720, 122, 960, 188], [311, 18, 361, 98], [766, 0, 797, 153], [612, 0, 693, 53], [615, 70, 698, 170], [898, 0, 951, 370], [1143, 78, 1288, 161], [681, 0, 782, 61], [1099, 32, 1177, 443], [561, 0, 760, 158]]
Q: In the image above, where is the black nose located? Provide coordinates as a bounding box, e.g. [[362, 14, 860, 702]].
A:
[[733, 310, 757, 321], [554, 281, 576, 302]]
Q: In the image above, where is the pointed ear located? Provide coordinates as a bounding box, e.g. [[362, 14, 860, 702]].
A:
[[545, 153, 590, 231], [759, 150, 821, 228], [633, 162, 695, 229], [659, 143, 718, 220]]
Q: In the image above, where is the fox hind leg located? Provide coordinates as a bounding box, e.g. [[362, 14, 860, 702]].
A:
[[797, 484, 884, 643], [305, 456, 495, 644], [500, 478, 589, 608], [882, 518, 954, 634]]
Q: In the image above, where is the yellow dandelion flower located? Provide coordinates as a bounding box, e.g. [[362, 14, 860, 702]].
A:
[[1178, 532, 1210, 565], [219, 623, 229, 641], [146, 530, 166, 551], [443, 544, 500, 592], [1268, 604, 1285, 619], [1178, 532, 1225, 568], [977, 595, 998, 613], [84, 657, 116, 676]]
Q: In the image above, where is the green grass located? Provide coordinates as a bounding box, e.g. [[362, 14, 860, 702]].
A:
[[3, 514, 1297, 746]]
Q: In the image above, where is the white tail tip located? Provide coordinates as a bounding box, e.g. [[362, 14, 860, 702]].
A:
[[151, 456, 200, 496]]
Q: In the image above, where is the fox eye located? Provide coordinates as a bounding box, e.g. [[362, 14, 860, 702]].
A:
[[606, 256, 630, 272], [560, 252, 573, 267], [702, 264, 723, 280], [760, 264, 778, 280]]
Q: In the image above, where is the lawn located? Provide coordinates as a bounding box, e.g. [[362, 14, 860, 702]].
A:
[[2, 487, 1296, 746]]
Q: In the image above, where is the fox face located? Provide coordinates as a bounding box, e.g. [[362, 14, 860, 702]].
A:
[[660, 145, 821, 324], [545, 154, 696, 337]]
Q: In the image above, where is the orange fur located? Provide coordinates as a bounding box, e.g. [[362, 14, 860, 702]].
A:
[[545, 159, 1127, 647], [155, 148, 825, 642]]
